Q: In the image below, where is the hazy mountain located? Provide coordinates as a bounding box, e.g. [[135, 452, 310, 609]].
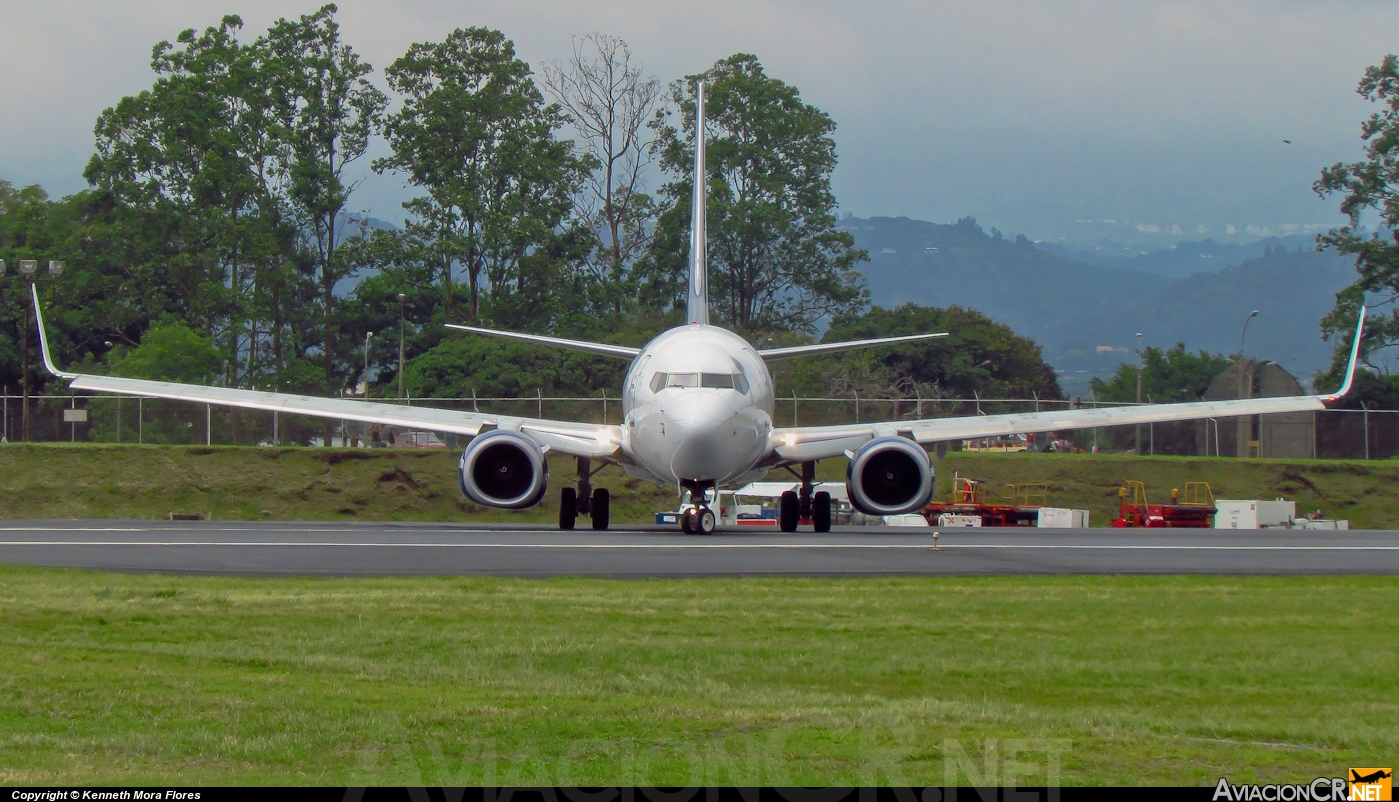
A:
[[1036, 234, 1321, 280], [842, 216, 1356, 396]]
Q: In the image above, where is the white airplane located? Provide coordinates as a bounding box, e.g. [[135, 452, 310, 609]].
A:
[[32, 82, 1365, 535]]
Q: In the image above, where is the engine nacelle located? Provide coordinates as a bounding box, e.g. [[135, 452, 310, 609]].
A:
[[846, 436, 934, 516], [458, 429, 549, 509]]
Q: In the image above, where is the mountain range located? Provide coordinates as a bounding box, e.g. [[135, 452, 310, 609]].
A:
[[840, 216, 1356, 396]]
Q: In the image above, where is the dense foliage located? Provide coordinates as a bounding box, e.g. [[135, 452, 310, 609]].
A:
[[0, 7, 1076, 445], [1315, 52, 1399, 406]]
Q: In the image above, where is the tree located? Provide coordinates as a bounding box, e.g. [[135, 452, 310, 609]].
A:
[[541, 33, 661, 329], [375, 27, 586, 329], [775, 304, 1062, 419], [1314, 53, 1399, 386], [263, 4, 386, 401], [1090, 343, 1230, 403], [644, 54, 867, 336]]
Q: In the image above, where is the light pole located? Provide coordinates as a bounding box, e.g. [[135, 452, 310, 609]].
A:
[[1236, 310, 1259, 457], [1239, 310, 1259, 357], [1135, 332, 1143, 454], [3, 259, 64, 441], [363, 331, 374, 396], [397, 294, 407, 400]]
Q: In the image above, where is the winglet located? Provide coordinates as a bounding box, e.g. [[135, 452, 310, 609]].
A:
[[31, 284, 78, 380], [1321, 305, 1366, 402]]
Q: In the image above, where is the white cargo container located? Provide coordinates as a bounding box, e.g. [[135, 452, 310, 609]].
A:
[[1037, 507, 1090, 528], [936, 514, 982, 527], [1214, 499, 1295, 529]]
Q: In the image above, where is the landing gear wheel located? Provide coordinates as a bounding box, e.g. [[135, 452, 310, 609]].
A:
[[590, 488, 610, 530], [559, 487, 577, 530], [779, 490, 800, 532], [813, 491, 832, 533], [680, 507, 696, 534], [696, 507, 716, 534]]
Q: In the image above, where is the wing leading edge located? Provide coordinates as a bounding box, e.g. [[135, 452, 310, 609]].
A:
[[768, 308, 1368, 464], [32, 287, 623, 461]]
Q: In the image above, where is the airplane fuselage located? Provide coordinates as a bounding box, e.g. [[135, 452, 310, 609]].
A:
[[620, 324, 775, 487]]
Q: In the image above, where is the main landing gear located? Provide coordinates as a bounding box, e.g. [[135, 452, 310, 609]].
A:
[[559, 457, 609, 530], [779, 461, 832, 533], [679, 479, 717, 535]]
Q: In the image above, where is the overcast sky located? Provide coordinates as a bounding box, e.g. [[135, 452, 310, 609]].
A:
[[2, 0, 1395, 243]]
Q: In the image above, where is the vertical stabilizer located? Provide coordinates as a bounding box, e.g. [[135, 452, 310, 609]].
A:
[[687, 81, 708, 325]]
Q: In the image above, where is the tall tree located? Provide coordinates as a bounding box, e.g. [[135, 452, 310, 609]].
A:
[[263, 3, 386, 400], [375, 27, 586, 328], [1314, 53, 1399, 383], [784, 304, 1063, 402], [1091, 343, 1230, 403], [644, 54, 867, 336], [541, 33, 661, 329]]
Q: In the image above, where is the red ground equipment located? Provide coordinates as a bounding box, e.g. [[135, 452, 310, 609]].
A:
[[922, 477, 1047, 527], [1110, 480, 1216, 528]]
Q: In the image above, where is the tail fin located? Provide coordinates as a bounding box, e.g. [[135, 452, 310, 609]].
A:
[[687, 80, 708, 326]]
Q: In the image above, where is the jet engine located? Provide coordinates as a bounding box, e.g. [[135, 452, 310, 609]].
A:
[[458, 429, 549, 509], [846, 436, 934, 516]]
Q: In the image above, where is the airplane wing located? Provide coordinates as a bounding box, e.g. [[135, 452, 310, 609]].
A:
[[766, 309, 1367, 464], [32, 288, 624, 461], [757, 332, 948, 360], [444, 323, 640, 359]]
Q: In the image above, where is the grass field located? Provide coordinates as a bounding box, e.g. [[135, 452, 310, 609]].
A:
[[0, 443, 1396, 527], [0, 566, 1394, 785]]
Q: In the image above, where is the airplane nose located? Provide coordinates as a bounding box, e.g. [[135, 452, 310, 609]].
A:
[[666, 393, 735, 481]]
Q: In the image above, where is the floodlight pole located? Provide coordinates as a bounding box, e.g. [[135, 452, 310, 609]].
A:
[[397, 294, 407, 400]]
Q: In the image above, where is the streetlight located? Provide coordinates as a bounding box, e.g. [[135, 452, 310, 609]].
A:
[[397, 293, 407, 400], [1135, 332, 1144, 454], [363, 331, 374, 396], [1239, 310, 1259, 357], [1, 259, 64, 441], [1236, 310, 1259, 457]]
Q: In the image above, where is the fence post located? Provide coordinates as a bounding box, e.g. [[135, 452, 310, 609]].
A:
[[273, 411, 278, 446], [1363, 402, 1370, 460], [916, 387, 922, 419], [138, 398, 143, 444], [537, 388, 543, 418], [602, 389, 608, 424], [116, 396, 121, 443], [472, 388, 479, 413], [71, 395, 76, 442], [206, 404, 211, 446], [854, 390, 860, 423], [792, 390, 798, 427]]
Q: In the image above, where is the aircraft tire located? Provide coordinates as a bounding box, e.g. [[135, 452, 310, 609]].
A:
[[697, 507, 716, 534], [680, 508, 696, 534], [559, 487, 577, 530], [779, 491, 800, 532], [813, 491, 832, 532], [591, 488, 610, 530]]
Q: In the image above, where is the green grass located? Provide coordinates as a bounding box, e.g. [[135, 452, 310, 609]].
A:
[[1, 443, 1397, 527], [0, 567, 1394, 784]]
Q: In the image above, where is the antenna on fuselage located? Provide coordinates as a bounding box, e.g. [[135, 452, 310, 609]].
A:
[[687, 80, 708, 326]]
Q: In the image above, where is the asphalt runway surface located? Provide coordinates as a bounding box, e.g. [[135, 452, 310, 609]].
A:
[[0, 520, 1397, 576]]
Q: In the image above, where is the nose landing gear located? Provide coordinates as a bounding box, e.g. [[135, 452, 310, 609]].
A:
[[679, 479, 717, 535]]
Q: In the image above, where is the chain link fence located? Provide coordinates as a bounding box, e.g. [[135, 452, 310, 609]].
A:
[[3, 392, 1397, 460]]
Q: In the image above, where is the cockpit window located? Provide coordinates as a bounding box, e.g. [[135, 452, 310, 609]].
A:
[[650, 372, 749, 393]]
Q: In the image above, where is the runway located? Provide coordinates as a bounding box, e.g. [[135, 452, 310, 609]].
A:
[[0, 520, 1396, 576]]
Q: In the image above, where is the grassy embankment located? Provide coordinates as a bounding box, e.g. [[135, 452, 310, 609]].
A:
[[0, 443, 1396, 526], [0, 568, 1394, 784]]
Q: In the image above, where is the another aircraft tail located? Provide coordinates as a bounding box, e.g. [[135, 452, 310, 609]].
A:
[[687, 80, 708, 326]]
